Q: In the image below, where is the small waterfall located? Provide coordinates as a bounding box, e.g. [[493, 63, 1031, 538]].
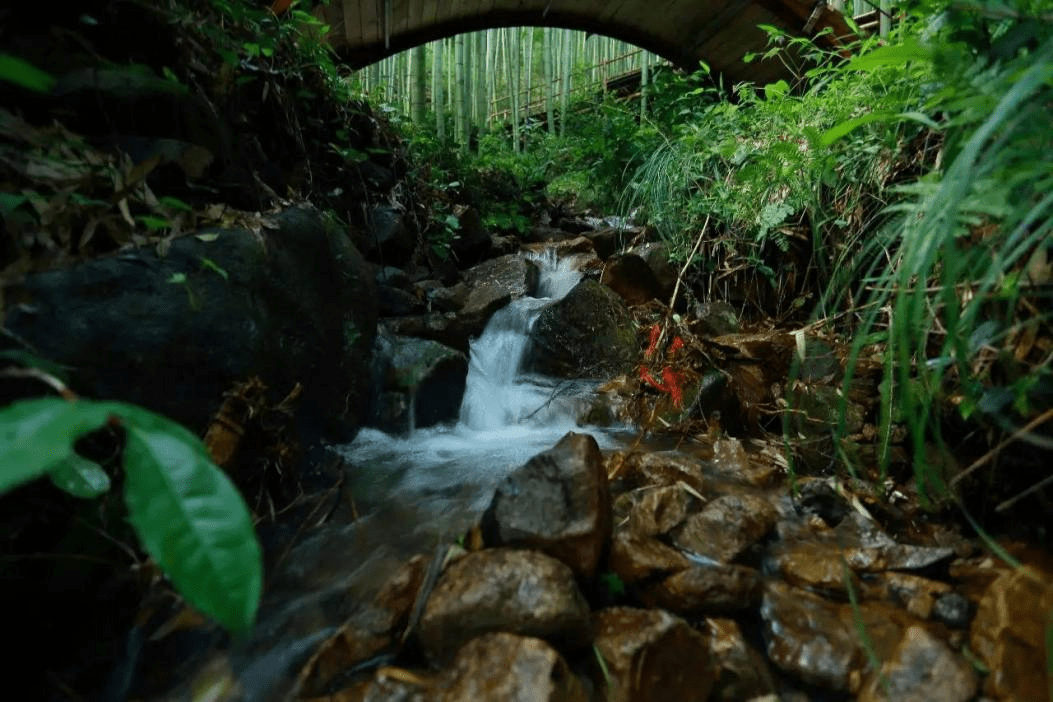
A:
[[341, 248, 610, 514], [458, 250, 582, 430]]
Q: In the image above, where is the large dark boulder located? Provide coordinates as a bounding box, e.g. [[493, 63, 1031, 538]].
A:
[[2, 207, 377, 447], [526, 279, 636, 379]]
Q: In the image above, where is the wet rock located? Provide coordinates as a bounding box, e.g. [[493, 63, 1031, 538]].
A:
[[449, 206, 492, 266], [309, 671, 433, 702], [608, 451, 707, 494], [970, 567, 1053, 701], [865, 571, 952, 620], [413, 281, 468, 313], [382, 313, 466, 353], [523, 236, 595, 257], [461, 253, 540, 318], [607, 529, 691, 585], [791, 477, 851, 527], [526, 279, 636, 380], [556, 216, 594, 234], [770, 541, 857, 594], [708, 438, 781, 487], [761, 581, 911, 692], [526, 225, 577, 243], [482, 432, 612, 580], [417, 549, 590, 664], [363, 203, 415, 266], [600, 253, 665, 306], [592, 607, 714, 702], [3, 207, 377, 446], [300, 556, 427, 697], [378, 285, 426, 316], [371, 332, 467, 433], [671, 494, 777, 564], [690, 302, 740, 337], [629, 242, 677, 296], [490, 234, 519, 257], [700, 618, 776, 702], [583, 227, 629, 259], [858, 625, 977, 702], [642, 564, 762, 614], [627, 485, 696, 537], [439, 632, 587, 702], [932, 592, 971, 629]]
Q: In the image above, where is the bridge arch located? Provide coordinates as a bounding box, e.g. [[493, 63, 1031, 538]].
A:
[[316, 0, 853, 86]]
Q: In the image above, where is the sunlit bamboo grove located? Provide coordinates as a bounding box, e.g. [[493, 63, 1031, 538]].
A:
[[357, 29, 662, 151]]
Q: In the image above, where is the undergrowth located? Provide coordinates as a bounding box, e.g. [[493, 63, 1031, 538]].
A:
[[389, 0, 1053, 525]]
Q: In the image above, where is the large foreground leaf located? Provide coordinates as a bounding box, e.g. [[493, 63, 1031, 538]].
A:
[[117, 403, 262, 634], [0, 398, 112, 495]]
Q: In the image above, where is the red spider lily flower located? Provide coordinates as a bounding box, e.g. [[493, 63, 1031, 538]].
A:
[[639, 365, 665, 391], [661, 367, 684, 408], [645, 324, 661, 359], [668, 336, 684, 356]]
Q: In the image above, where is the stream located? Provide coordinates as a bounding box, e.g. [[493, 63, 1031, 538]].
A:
[[145, 247, 1042, 702], [341, 249, 621, 522]]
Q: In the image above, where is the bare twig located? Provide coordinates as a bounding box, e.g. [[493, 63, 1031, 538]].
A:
[[951, 407, 1053, 487], [0, 366, 78, 400]]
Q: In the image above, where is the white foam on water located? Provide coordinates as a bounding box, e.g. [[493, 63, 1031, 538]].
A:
[[339, 249, 611, 510]]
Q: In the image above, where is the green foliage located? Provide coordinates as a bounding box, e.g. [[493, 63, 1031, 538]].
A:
[[0, 53, 56, 93], [0, 397, 262, 633], [830, 6, 1053, 493]]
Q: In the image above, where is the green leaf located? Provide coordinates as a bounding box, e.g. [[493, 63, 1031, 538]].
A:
[[845, 40, 931, 72], [48, 454, 111, 498], [137, 215, 170, 230], [0, 53, 57, 93], [0, 398, 112, 495], [200, 257, 229, 281], [195, 232, 220, 242], [118, 405, 262, 633], [161, 196, 193, 212], [168, 272, 187, 284], [820, 111, 940, 147]]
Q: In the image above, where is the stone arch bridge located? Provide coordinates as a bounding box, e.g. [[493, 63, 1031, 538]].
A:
[[316, 0, 856, 86]]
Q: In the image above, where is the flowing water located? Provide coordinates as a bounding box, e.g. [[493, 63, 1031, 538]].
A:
[[342, 249, 617, 518], [159, 250, 625, 701]]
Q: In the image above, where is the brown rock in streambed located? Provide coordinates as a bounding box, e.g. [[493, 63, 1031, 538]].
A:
[[642, 564, 762, 615], [607, 528, 691, 585], [416, 549, 590, 664], [671, 494, 778, 564], [592, 607, 715, 702], [438, 632, 587, 702], [482, 432, 612, 580]]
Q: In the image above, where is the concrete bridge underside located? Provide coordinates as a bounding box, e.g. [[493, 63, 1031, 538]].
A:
[[317, 0, 854, 86]]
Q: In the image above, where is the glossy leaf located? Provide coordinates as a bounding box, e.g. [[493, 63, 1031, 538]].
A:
[[117, 403, 262, 633], [0, 398, 112, 495], [48, 454, 112, 498]]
